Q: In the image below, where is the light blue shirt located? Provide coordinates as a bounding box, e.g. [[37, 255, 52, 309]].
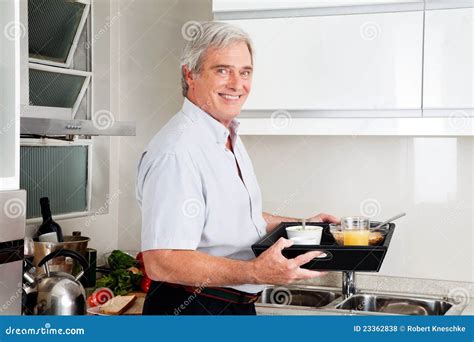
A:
[[136, 98, 267, 293]]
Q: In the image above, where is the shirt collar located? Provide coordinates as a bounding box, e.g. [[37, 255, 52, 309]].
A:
[[181, 97, 240, 145]]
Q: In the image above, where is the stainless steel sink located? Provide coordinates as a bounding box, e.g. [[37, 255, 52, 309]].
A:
[[259, 286, 342, 308], [335, 294, 456, 315], [256, 286, 466, 315]]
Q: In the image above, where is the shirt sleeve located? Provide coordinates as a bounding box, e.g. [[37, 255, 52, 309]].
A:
[[137, 151, 205, 251]]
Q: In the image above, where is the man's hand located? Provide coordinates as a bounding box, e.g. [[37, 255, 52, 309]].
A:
[[307, 213, 340, 224], [250, 237, 326, 285]]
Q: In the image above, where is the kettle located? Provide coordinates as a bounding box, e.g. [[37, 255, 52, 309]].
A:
[[23, 249, 88, 315]]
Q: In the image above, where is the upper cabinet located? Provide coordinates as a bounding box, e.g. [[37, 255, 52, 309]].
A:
[[23, 0, 92, 121], [423, 7, 473, 111], [229, 11, 423, 112], [214, 0, 424, 16]]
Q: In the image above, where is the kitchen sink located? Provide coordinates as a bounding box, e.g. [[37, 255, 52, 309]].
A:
[[256, 286, 466, 315], [259, 286, 342, 308], [334, 294, 455, 315]]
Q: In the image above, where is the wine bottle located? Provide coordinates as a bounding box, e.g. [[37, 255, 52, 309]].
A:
[[36, 197, 64, 242]]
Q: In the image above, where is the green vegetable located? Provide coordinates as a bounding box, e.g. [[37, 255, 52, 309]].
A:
[[96, 273, 117, 290], [96, 269, 143, 296], [107, 250, 138, 270], [96, 250, 143, 295]]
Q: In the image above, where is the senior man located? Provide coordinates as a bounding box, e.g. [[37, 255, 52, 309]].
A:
[[136, 21, 338, 315]]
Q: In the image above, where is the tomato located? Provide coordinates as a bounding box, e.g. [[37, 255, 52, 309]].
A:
[[87, 295, 97, 307]]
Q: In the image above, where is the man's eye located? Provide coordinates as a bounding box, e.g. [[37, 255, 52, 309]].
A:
[[241, 70, 252, 78], [217, 68, 229, 75]]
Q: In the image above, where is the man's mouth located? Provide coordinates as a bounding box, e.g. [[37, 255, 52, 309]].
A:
[[218, 93, 242, 101]]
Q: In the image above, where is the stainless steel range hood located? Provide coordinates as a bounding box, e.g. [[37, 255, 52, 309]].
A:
[[20, 117, 136, 137]]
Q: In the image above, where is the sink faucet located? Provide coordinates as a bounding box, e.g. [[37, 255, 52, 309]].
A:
[[342, 271, 356, 298]]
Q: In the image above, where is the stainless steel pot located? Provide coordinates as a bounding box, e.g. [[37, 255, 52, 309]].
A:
[[32, 235, 90, 275], [23, 249, 88, 315]]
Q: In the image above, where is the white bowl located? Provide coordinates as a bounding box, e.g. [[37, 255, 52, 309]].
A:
[[289, 237, 321, 245], [286, 225, 323, 244]]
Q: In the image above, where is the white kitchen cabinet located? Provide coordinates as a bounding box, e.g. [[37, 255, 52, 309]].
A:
[[214, 0, 424, 19], [213, 0, 423, 13], [229, 11, 423, 112], [0, 0, 22, 191], [423, 7, 474, 113], [425, 0, 474, 10]]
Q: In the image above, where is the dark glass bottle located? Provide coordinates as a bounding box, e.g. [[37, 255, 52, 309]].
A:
[[36, 197, 64, 242]]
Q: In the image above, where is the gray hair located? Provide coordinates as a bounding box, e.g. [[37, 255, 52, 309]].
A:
[[180, 21, 254, 97]]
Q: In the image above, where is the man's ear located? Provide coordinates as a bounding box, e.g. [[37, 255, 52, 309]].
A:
[[182, 66, 194, 86]]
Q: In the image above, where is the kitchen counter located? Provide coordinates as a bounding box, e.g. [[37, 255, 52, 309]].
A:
[[459, 298, 474, 316], [87, 274, 473, 316]]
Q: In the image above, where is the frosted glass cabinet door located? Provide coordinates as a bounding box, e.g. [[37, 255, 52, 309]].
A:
[[0, 0, 20, 191], [230, 11, 423, 111], [423, 8, 474, 110]]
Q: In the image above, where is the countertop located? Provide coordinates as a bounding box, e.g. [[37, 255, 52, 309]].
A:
[[88, 274, 473, 316]]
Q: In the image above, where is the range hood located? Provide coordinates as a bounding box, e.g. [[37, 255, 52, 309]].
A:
[[20, 117, 136, 137]]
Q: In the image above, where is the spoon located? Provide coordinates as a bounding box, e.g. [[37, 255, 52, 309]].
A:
[[373, 212, 406, 229]]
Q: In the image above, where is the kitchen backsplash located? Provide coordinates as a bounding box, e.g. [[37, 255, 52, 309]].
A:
[[242, 135, 473, 283]]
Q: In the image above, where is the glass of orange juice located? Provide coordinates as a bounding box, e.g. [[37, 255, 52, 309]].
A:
[[341, 216, 370, 246]]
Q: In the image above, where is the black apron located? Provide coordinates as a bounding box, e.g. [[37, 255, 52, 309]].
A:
[[142, 281, 258, 315]]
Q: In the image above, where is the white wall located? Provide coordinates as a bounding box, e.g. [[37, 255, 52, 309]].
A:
[[113, 0, 213, 251]]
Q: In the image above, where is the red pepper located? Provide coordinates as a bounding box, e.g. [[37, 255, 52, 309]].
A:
[[136, 252, 152, 292], [140, 276, 152, 293]]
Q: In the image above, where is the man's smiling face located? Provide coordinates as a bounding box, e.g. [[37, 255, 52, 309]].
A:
[[184, 41, 253, 127]]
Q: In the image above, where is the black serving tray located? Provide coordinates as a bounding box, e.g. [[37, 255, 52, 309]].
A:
[[251, 222, 395, 272]]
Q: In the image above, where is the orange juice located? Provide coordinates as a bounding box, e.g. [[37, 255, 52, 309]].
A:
[[343, 230, 369, 246]]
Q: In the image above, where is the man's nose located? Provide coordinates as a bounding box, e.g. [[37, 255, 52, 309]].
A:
[[227, 72, 243, 91]]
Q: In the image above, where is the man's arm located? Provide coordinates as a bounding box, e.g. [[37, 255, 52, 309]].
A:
[[143, 238, 325, 287], [262, 212, 340, 233]]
